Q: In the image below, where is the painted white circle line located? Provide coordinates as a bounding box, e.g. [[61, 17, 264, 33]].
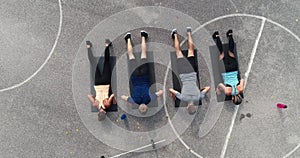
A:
[[164, 13, 300, 158], [0, 0, 63, 93]]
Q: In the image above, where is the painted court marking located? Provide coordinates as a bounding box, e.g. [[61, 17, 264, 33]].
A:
[[164, 13, 300, 158], [220, 17, 266, 158], [0, 0, 63, 93], [109, 139, 166, 158], [283, 144, 300, 158]]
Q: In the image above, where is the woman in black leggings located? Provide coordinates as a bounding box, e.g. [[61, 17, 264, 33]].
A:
[[212, 30, 244, 105], [87, 40, 115, 121]]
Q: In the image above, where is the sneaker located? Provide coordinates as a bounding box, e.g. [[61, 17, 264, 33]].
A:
[[86, 41, 92, 48], [141, 30, 148, 38], [171, 29, 177, 39], [105, 39, 112, 47], [226, 30, 233, 37], [212, 31, 220, 39], [187, 27, 192, 33], [124, 33, 131, 42]]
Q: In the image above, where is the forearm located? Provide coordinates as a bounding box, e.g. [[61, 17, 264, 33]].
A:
[[108, 94, 115, 103], [169, 88, 178, 95]]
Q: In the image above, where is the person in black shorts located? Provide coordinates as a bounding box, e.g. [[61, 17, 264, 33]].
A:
[[212, 30, 244, 105]]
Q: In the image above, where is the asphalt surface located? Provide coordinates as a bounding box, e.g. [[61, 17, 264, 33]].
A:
[[0, 0, 300, 158]]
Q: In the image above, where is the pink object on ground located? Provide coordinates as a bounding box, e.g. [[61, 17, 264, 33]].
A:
[[277, 103, 287, 109]]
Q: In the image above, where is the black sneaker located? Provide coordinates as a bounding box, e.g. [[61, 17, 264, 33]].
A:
[[124, 33, 131, 42], [141, 30, 148, 38], [86, 41, 92, 48], [171, 29, 177, 39], [212, 31, 220, 39], [187, 27, 192, 33], [226, 30, 233, 37], [105, 39, 112, 47]]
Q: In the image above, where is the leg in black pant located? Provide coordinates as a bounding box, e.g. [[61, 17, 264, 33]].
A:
[[95, 46, 112, 85], [86, 41, 97, 69]]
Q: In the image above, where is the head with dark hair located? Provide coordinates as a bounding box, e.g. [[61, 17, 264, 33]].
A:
[[232, 94, 242, 105]]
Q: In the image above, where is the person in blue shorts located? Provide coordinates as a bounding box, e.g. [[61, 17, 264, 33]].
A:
[[212, 30, 244, 105], [121, 31, 163, 115]]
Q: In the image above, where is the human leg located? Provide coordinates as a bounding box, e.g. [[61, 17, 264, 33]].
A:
[[171, 29, 184, 59], [100, 44, 112, 84], [125, 33, 135, 60], [94, 40, 113, 85], [227, 30, 235, 58], [141, 30, 148, 59], [212, 31, 225, 60], [187, 27, 194, 57]]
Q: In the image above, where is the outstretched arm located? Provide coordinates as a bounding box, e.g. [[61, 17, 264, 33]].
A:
[[150, 90, 164, 101], [88, 94, 98, 108], [169, 88, 179, 95], [121, 95, 135, 104], [200, 86, 210, 94], [238, 79, 245, 93], [169, 88, 181, 100], [108, 94, 116, 104], [216, 83, 226, 95]]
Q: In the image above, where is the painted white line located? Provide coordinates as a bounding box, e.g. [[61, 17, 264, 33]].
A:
[[283, 144, 300, 158], [0, 0, 63, 93], [244, 18, 266, 85], [220, 17, 266, 158], [109, 139, 166, 158]]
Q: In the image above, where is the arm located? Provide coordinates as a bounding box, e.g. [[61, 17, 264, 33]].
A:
[[150, 90, 164, 101], [238, 79, 245, 93], [200, 86, 210, 94], [216, 83, 226, 95], [169, 88, 180, 100], [88, 94, 99, 108], [169, 88, 179, 95], [121, 95, 135, 104], [108, 94, 116, 104]]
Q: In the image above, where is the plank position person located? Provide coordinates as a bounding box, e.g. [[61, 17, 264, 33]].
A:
[[121, 31, 163, 115], [169, 27, 210, 114], [212, 30, 244, 105], [87, 40, 116, 121]]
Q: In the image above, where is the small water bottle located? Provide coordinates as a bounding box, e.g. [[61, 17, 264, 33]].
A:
[[121, 114, 127, 120], [277, 103, 287, 109]]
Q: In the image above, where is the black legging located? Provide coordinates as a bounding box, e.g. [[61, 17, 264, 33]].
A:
[[87, 46, 112, 85], [214, 36, 239, 73]]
